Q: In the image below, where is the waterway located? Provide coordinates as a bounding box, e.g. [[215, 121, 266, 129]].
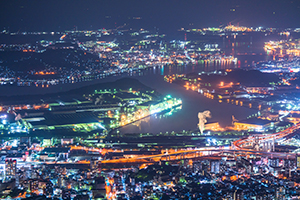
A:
[[118, 74, 257, 134], [116, 51, 268, 134], [0, 55, 267, 134]]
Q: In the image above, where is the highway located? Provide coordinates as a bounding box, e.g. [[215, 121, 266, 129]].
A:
[[100, 124, 300, 166], [232, 123, 299, 150], [4, 123, 298, 167]]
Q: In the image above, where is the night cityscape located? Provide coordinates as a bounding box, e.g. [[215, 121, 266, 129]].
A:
[[1, 0, 300, 199]]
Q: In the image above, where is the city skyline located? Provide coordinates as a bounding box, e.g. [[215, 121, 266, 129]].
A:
[[1, 1, 300, 199]]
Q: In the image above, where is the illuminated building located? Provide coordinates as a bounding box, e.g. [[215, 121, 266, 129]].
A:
[[61, 138, 73, 145], [0, 113, 28, 134], [244, 86, 275, 94], [205, 122, 222, 132], [264, 39, 300, 56], [42, 138, 53, 147], [286, 113, 300, 124], [136, 95, 182, 115], [37, 147, 70, 162], [224, 25, 253, 32], [5, 159, 16, 178], [297, 156, 300, 170], [233, 118, 278, 132], [29, 179, 39, 191], [210, 160, 220, 173]]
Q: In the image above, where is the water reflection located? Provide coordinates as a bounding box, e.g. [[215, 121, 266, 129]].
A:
[[132, 60, 237, 78], [124, 105, 182, 132], [118, 75, 257, 134]]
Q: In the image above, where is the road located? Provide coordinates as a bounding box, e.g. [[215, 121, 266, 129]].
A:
[[100, 124, 300, 166]]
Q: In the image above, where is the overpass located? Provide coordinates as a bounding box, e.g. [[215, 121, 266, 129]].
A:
[[100, 124, 300, 166], [100, 147, 296, 166], [232, 124, 299, 150]]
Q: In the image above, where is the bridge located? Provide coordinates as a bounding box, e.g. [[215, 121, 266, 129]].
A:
[[100, 124, 300, 166]]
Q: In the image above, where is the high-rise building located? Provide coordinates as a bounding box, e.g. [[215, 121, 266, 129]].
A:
[[5, 159, 16, 178]]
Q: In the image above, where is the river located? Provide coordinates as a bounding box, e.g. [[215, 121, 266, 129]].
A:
[[0, 55, 266, 134]]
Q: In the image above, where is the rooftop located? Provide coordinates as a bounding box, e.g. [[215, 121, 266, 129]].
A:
[[236, 118, 274, 125], [29, 111, 101, 126]]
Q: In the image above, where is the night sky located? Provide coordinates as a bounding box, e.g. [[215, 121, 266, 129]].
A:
[[1, 0, 300, 32]]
